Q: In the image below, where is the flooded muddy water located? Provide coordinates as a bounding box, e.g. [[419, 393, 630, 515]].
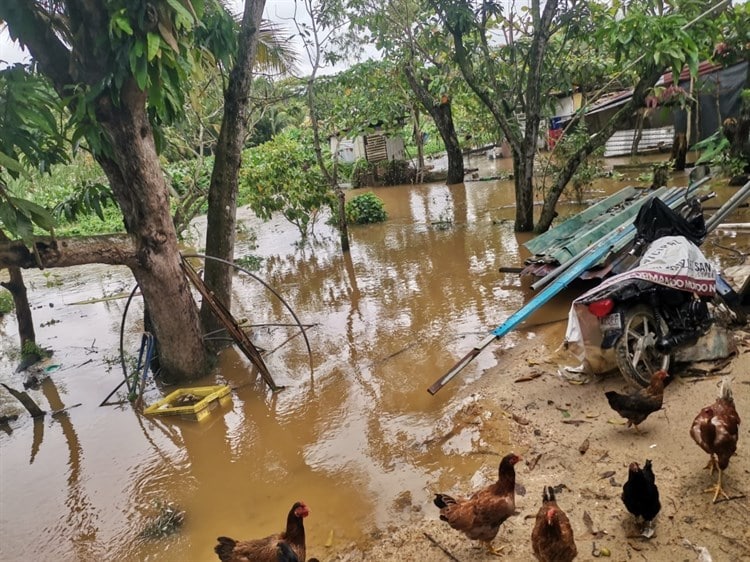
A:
[[1, 155, 748, 561]]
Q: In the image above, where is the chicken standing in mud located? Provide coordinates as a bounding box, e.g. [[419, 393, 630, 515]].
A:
[[621, 459, 661, 537], [531, 486, 577, 562], [690, 377, 741, 502], [434, 452, 521, 555], [605, 369, 668, 432]]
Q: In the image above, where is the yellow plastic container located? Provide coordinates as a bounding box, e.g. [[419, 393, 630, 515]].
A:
[[143, 385, 232, 422]]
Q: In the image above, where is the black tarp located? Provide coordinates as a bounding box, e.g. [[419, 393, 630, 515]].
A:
[[673, 61, 748, 142]]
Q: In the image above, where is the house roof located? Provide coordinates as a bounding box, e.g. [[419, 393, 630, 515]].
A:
[[554, 61, 742, 122], [659, 60, 725, 87]]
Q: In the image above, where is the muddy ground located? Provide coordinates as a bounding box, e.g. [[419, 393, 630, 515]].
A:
[[329, 320, 750, 562]]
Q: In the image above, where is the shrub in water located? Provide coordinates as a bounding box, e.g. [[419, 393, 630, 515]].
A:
[[345, 192, 387, 224]]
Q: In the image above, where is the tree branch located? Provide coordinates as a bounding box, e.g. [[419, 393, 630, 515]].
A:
[[446, 20, 521, 152], [536, 65, 665, 232], [0, 234, 138, 270]]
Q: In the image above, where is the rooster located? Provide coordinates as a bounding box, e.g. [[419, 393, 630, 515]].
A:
[[531, 486, 577, 562], [215, 501, 309, 562], [621, 460, 660, 536], [434, 452, 521, 555], [690, 377, 741, 502], [605, 369, 668, 432]]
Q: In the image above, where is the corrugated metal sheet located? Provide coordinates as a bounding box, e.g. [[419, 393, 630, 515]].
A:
[[603, 125, 674, 157], [522, 186, 679, 270]]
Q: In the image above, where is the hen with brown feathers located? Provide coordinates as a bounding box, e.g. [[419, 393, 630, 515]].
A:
[[215, 501, 309, 562], [434, 452, 521, 554], [690, 377, 741, 502], [531, 486, 577, 562], [605, 369, 668, 431]]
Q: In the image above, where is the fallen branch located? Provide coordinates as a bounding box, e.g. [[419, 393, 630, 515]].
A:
[[713, 493, 746, 504], [423, 532, 462, 562], [1, 384, 45, 418]]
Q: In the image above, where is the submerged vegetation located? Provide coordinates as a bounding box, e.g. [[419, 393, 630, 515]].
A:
[[345, 192, 388, 225]]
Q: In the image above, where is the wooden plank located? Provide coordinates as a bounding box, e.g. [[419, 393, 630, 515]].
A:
[[364, 134, 388, 162], [180, 259, 281, 392]]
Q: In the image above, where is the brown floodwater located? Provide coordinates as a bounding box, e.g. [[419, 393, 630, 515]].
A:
[[1, 154, 747, 561]]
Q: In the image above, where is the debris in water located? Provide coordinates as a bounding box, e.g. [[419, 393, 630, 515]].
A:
[[138, 501, 185, 539]]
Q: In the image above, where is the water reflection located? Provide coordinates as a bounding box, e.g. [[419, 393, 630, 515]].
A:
[[0, 161, 747, 560]]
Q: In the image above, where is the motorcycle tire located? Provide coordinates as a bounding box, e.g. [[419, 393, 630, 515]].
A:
[[614, 304, 671, 388]]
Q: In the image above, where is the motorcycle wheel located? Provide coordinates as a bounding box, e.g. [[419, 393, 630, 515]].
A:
[[614, 304, 671, 388]]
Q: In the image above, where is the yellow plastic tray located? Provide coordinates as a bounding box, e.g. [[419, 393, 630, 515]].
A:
[[143, 385, 232, 422]]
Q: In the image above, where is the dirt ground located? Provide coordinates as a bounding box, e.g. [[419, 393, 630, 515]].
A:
[[329, 319, 750, 562]]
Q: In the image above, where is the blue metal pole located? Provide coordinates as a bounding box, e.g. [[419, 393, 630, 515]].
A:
[[427, 218, 638, 395]]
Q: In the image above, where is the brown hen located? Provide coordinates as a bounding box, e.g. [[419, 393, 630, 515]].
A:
[[531, 486, 577, 561], [605, 369, 668, 432], [434, 452, 521, 555], [215, 501, 309, 562], [690, 377, 741, 502]]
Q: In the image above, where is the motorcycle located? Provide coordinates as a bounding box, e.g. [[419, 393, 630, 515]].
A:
[[564, 168, 731, 388]]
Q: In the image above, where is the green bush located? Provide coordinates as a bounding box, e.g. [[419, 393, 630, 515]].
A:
[[336, 160, 354, 183], [0, 289, 13, 316], [345, 192, 387, 224], [350, 158, 375, 188], [239, 128, 335, 241]]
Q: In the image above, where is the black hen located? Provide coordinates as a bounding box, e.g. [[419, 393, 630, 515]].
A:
[[605, 370, 668, 432], [622, 459, 660, 534]]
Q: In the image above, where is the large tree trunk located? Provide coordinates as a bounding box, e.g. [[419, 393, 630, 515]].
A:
[[96, 81, 209, 382], [513, 149, 535, 231], [201, 0, 267, 339], [305, 43, 350, 252], [536, 66, 664, 232], [403, 67, 464, 184], [445, 0, 557, 230], [1, 0, 209, 382]]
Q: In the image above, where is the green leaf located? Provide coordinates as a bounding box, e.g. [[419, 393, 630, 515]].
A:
[[0, 203, 19, 233], [0, 150, 28, 177], [15, 211, 34, 243], [10, 197, 56, 231], [91, 194, 104, 220], [115, 16, 133, 36], [147, 32, 161, 61], [165, 0, 195, 28], [134, 56, 148, 90]]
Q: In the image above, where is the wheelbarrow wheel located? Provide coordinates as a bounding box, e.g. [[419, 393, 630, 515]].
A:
[[614, 304, 671, 388]]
